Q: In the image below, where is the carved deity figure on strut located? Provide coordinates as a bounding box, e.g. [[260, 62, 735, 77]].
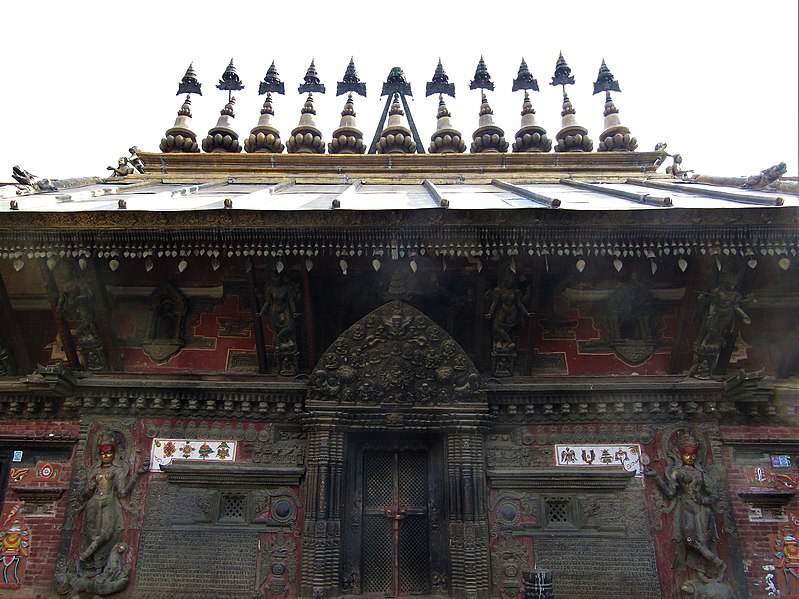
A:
[[646, 432, 728, 587], [261, 270, 302, 376], [54, 260, 108, 370], [485, 266, 531, 376], [57, 431, 146, 596], [689, 275, 751, 379]]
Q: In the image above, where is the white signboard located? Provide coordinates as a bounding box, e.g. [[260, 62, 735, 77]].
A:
[[555, 444, 642, 475], [149, 438, 237, 471]]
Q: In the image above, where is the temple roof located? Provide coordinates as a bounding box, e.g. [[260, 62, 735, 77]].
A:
[[1, 152, 794, 215], [1, 172, 793, 214], [1, 59, 795, 261]]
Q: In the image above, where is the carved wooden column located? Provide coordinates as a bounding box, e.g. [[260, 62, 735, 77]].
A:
[[300, 413, 344, 598], [447, 419, 491, 599]]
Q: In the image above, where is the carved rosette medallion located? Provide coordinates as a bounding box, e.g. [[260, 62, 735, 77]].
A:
[[308, 300, 482, 406]]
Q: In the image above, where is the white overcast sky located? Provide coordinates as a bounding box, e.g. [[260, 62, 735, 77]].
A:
[[1, 1, 796, 181]]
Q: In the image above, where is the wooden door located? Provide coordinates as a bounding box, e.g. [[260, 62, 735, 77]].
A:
[[342, 436, 446, 597]]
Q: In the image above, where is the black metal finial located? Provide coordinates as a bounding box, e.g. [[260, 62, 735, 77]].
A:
[[550, 52, 575, 88], [298, 59, 326, 94], [177, 63, 202, 96], [259, 61, 285, 95], [381, 67, 412, 97], [512, 58, 539, 92], [337, 57, 366, 97], [426, 58, 455, 98], [470, 56, 495, 91], [592, 59, 621, 95], [217, 59, 245, 92], [370, 67, 423, 154]]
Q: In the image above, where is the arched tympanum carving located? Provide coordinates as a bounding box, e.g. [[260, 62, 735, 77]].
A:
[[308, 300, 483, 406]]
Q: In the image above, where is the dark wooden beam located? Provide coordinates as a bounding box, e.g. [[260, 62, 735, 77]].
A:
[[301, 263, 317, 369], [247, 262, 268, 374], [524, 257, 545, 374], [38, 262, 81, 370], [0, 270, 32, 374], [475, 264, 488, 372], [669, 255, 712, 374], [85, 257, 121, 371]]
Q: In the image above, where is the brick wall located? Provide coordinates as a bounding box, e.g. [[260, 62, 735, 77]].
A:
[[1, 419, 79, 599], [720, 425, 799, 599]]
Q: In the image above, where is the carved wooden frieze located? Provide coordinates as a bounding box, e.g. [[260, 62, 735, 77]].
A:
[[308, 300, 483, 407]]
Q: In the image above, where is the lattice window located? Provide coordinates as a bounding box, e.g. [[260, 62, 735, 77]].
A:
[[546, 497, 571, 525], [219, 493, 247, 523]]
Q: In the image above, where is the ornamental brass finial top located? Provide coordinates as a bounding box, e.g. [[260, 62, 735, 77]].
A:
[[299, 59, 326, 94], [381, 67, 412, 97], [337, 57, 367, 97], [550, 52, 575, 88], [217, 59, 245, 93], [470, 56, 495, 91], [521, 91, 534, 116], [259, 61, 285, 95], [426, 58, 455, 98], [260, 93, 275, 116], [437, 95, 452, 118], [593, 59, 621, 95], [177, 63, 202, 96], [178, 96, 193, 118], [512, 58, 539, 92], [389, 93, 404, 116], [341, 93, 356, 117], [478, 91, 494, 116], [301, 93, 317, 115], [221, 97, 236, 118]]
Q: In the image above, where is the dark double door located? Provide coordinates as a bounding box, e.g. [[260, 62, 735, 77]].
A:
[[343, 435, 446, 597]]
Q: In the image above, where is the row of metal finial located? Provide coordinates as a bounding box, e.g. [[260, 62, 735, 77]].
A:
[[175, 54, 623, 101]]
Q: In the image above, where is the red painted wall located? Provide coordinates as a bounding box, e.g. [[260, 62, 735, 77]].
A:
[[118, 294, 258, 373]]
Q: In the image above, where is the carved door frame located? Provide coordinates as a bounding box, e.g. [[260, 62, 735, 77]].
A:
[[300, 301, 493, 599]]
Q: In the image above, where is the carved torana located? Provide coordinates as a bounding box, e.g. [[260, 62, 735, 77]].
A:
[[309, 300, 482, 406]]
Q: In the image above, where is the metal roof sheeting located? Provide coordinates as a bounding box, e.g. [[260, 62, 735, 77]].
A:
[[2, 180, 795, 213]]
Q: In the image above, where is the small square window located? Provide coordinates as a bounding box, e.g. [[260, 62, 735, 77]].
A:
[[546, 497, 571, 525], [219, 493, 247, 523]]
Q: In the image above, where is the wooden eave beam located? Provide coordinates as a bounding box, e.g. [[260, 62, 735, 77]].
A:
[[331, 180, 363, 209], [627, 178, 784, 206], [561, 178, 672, 206], [422, 179, 449, 208], [492, 179, 560, 207]]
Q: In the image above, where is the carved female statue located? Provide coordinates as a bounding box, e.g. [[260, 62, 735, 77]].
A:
[[485, 270, 531, 351], [646, 434, 725, 580], [689, 278, 751, 379], [77, 442, 143, 578], [261, 271, 302, 375]]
